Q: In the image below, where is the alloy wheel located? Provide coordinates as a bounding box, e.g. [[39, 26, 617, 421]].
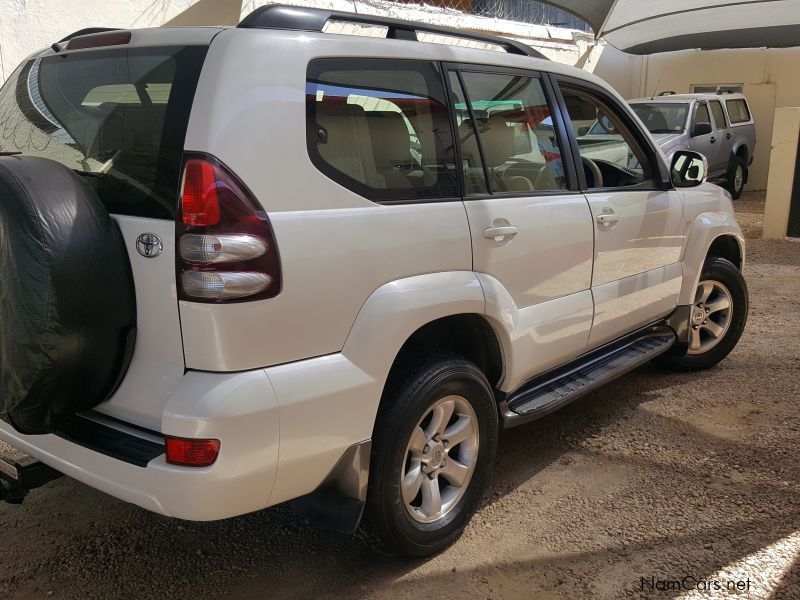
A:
[[401, 395, 479, 524], [688, 279, 734, 354]]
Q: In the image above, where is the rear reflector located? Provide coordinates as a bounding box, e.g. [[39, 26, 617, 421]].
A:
[[165, 437, 221, 467]]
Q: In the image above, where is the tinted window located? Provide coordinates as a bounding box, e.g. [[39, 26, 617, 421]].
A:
[[726, 99, 751, 123], [709, 100, 728, 130], [306, 59, 457, 202], [561, 87, 652, 189], [448, 73, 488, 195], [0, 46, 208, 219], [456, 71, 567, 194], [630, 103, 689, 134], [694, 103, 711, 128]]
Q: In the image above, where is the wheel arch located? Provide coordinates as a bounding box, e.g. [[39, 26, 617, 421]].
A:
[[733, 143, 749, 163], [679, 213, 745, 305], [707, 234, 743, 270], [385, 314, 504, 392]]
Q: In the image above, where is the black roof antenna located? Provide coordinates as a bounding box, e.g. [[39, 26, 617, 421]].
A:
[[650, 79, 661, 101]]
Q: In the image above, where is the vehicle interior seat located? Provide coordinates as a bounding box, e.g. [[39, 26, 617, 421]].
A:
[[315, 102, 383, 188], [479, 115, 535, 192], [366, 110, 416, 189]]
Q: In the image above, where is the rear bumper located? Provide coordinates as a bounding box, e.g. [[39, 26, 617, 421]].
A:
[[0, 369, 280, 520]]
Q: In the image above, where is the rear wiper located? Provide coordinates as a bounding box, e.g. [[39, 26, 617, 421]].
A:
[[0, 151, 21, 156]]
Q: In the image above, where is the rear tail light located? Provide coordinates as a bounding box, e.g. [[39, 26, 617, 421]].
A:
[[165, 436, 220, 467], [176, 154, 281, 303]]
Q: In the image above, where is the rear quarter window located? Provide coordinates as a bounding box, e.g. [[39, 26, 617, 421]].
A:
[[306, 58, 458, 203], [726, 99, 752, 124]]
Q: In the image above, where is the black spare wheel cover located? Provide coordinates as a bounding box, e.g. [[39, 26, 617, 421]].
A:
[[0, 156, 136, 435]]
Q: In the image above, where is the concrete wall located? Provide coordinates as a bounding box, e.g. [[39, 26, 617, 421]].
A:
[[595, 45, 800, 190]]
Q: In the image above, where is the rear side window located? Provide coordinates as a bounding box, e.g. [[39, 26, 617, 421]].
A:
[[0, 46, 207, 219], [726, 99, 752, 123], [709, 100, 728, 130], [306, 59, 458, 202], [454, 71, 567, 194]]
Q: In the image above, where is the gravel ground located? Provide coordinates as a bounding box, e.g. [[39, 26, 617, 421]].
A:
[[2, 191, 799, 599]]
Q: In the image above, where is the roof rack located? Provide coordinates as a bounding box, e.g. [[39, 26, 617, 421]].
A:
[[238, 4, 548, 60]]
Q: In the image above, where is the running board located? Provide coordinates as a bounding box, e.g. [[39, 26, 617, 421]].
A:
[[499, 325, 676, 428]]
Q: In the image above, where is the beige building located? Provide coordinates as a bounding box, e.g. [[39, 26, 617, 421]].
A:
[[594, 45, 800, 191]]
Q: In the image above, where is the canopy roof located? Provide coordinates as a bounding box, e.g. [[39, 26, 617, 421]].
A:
[[546, 0, 800, 54]]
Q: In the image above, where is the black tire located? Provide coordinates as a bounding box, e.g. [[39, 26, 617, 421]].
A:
[[0, 157, 136, 434], [364, 355, 498, 557], [665, 257, 748, 371], [726, 156, 747, 200]]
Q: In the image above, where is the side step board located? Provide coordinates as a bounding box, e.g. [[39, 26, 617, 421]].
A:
[[499, 325, 676, 428]]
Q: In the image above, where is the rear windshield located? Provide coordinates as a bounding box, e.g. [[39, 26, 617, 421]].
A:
[[0, 45, 207, 219], [630, 103, 690, 134]]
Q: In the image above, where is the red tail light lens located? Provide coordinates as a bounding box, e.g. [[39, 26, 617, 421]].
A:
[[181, 159, 220, 226], [165, 436, 221, 467], [177, 154, 281, 303]]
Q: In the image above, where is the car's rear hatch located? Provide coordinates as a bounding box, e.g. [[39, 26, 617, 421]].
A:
[[0, 28, 220, 430]]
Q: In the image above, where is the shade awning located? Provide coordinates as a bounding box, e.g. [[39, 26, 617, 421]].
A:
[[544, 0, 800, 54]]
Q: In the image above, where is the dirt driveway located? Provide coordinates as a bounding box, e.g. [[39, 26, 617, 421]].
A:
[[2, 192, 799, 599]]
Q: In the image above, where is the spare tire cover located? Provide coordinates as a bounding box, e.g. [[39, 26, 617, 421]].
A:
[[0, 156, 136, 435]]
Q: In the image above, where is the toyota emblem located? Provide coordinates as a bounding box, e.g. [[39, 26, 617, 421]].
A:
[[136, 233, 163, 258]]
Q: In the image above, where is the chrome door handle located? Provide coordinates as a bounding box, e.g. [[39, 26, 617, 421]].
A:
[[596, 214, 619, 225], [483, 226, 519, 239]]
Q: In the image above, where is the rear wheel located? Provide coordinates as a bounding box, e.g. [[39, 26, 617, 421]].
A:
[[364, 355, 498, 557], [727, 156, 747, 199], [665, 257, 748, 370]]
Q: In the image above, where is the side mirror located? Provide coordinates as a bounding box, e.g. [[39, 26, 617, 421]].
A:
[[671, 150, 708, 188], [692, 122, 713, 137]]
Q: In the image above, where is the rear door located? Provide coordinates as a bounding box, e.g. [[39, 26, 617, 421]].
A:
[[553, 77, 686, 348], [708, 98, 731, 172], [0, 39, 211, 430], [689, 101, 720, 174], [447, 66, 595, 389]]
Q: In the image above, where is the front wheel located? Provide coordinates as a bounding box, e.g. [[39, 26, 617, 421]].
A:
[[364, 355, 498, 557], [665, 257, 748, 370]]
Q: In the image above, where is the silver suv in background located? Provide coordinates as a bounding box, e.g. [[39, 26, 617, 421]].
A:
[[628, 93, 756, 199]]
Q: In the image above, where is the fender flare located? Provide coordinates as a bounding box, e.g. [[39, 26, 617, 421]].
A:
[[341, 271, 486, 382], [679, 211, 745, 304]]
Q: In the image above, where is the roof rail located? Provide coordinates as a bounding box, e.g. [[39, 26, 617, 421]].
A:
[[238, 4, 548, 60]]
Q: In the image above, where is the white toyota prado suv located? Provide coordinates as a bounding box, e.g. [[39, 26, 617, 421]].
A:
[[0, 6, 747, 557]]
